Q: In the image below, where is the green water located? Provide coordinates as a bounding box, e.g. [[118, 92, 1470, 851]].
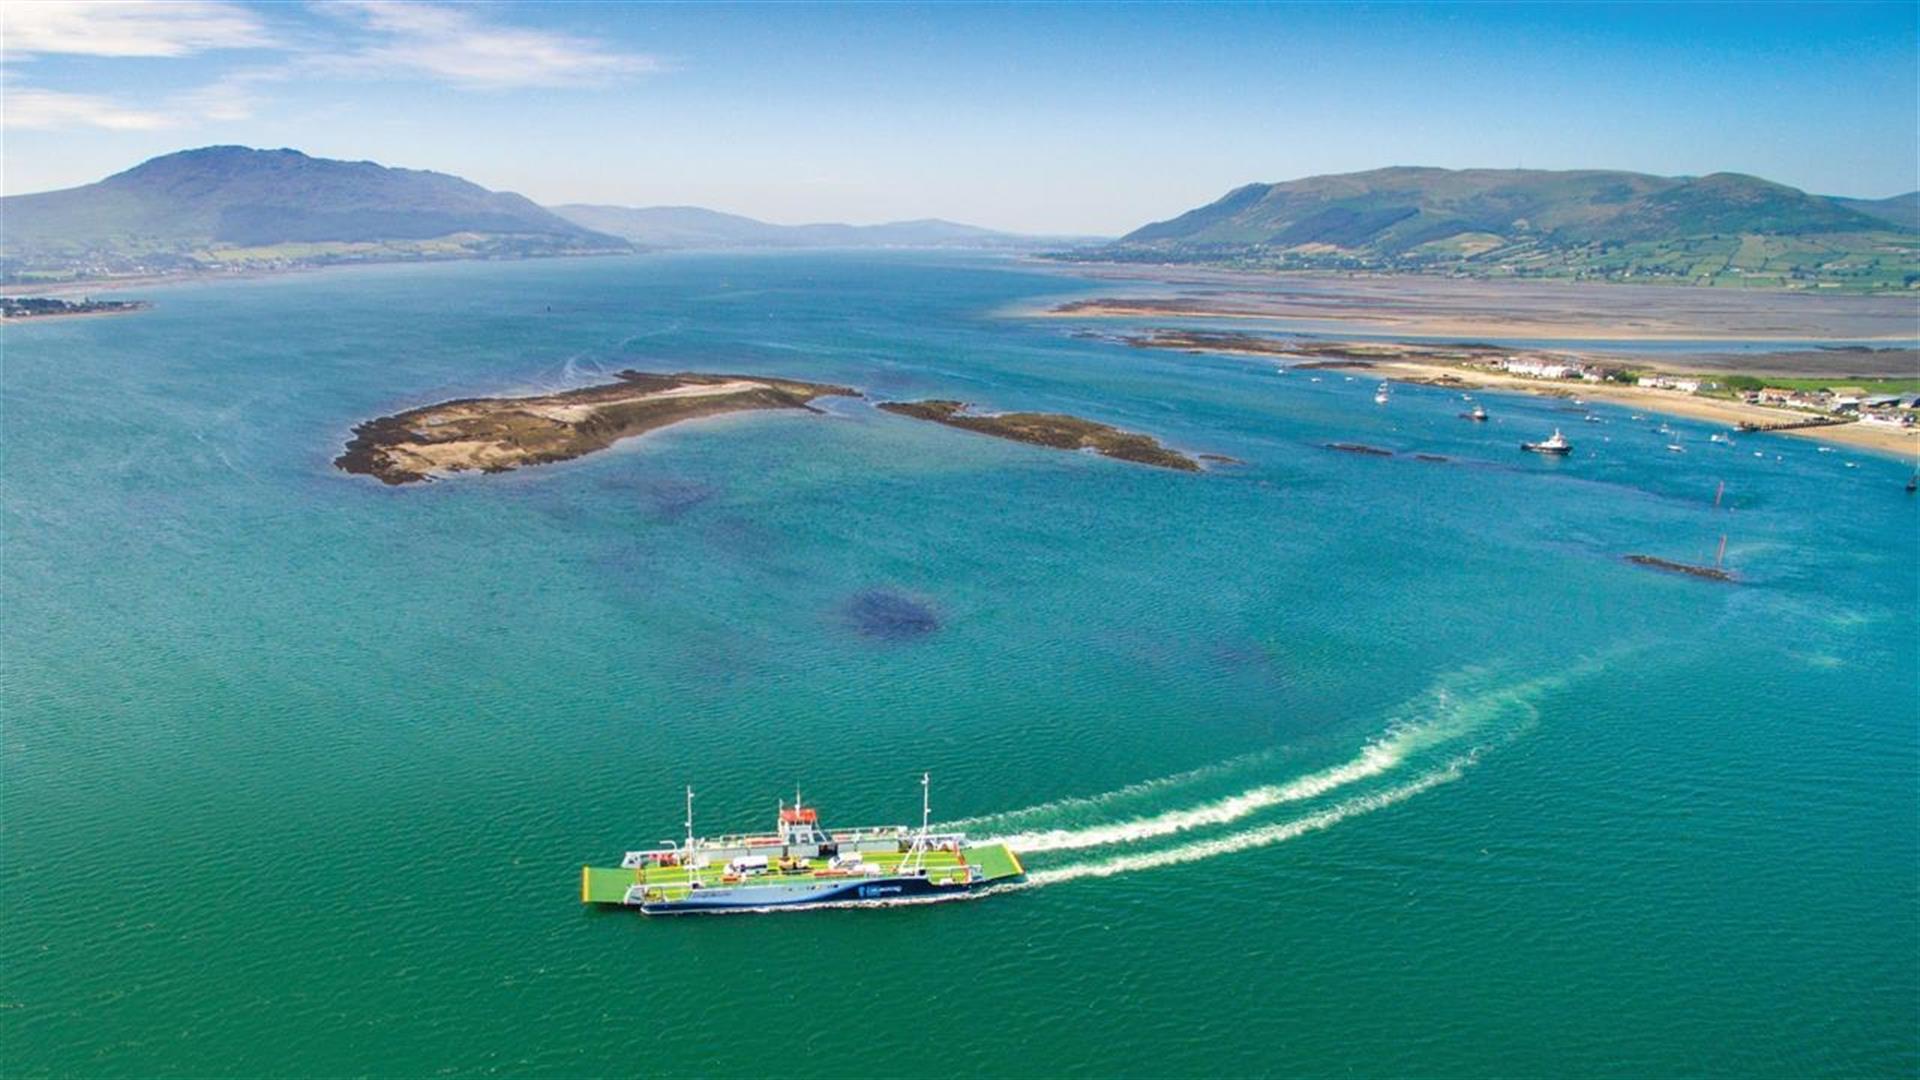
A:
[[4, 253, 1915, 1076]]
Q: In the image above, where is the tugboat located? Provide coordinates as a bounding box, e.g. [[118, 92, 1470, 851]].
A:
[[1521, 428, 1573, 455], [1460, 403, 1488, 422], [581, 777, 1025, 915]]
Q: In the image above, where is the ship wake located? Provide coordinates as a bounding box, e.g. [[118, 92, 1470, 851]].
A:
[[956, 662, 1604, 889], [1020, 755, 1471, 887]]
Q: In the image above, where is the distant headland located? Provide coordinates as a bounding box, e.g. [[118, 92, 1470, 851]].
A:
[[1054, 166, 1919, 292]]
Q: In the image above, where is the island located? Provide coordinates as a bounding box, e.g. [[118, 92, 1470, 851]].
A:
[[1624, 554, 1735, 583], [1, 296, 149, 320], [877, 399, 1202, 471], [336, 371, 856, 484]]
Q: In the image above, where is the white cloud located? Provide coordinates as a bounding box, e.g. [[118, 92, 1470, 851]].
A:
[[2, 87, 175, 130], [0, 1, 656, 139], [1, 69, 270, 132], [2, 1, 273, 59], [319, 0, 657, 89]]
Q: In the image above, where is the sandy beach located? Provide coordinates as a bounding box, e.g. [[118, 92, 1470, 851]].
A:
[[1349, 359, 1919, 458]]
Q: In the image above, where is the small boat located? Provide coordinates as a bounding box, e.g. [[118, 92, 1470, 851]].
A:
[[1906, 474, 1917, 493], [1666, 443, 1686, 454], [1309, 376, 1322, 383], [1374, 387, 1391, 405], [1583, 414, 1602, 423], [1710, 433, 1732, 445], [1753, 451, 1765, 458], [1522, 429, 1573, 455], [1460, 404, 1489, 422], [1844, 462, 1859, 469], [1631, 415, 1644, 421], [1817, 446, 1835, 454]]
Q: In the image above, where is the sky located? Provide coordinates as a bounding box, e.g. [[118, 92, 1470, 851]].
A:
[[2, 1, 1916, 235]]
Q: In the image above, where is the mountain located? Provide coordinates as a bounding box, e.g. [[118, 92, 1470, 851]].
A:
[[1073, 167, 1918, 290], [549, 204, 1073, 250], [1833, 192, 1920, 231], [1, 146, 623, 281]]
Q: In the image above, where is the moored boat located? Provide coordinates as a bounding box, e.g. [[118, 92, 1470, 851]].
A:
[[1521, 428, 1572, 455]]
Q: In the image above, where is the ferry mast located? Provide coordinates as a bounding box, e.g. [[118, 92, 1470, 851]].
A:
[[901, 772, 933, 875]]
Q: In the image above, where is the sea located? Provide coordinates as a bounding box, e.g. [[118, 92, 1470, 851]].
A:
[[4, 252, 1915, 1077]]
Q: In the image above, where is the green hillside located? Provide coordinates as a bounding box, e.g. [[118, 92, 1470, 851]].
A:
[[1074, 167, 1919, 291], [2, 146, 624, 282]]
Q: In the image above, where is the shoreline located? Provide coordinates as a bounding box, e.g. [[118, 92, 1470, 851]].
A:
[[0, 303, 151, 324], [1116, 331, 1917, 458], [1337, 358, 1917, 458], [1, 249, 634, 299]]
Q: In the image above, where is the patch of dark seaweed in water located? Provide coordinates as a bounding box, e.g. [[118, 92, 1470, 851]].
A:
[[595, 474, 718, 520], [843, 589, 940, 641], [642, 478, 718, 519]]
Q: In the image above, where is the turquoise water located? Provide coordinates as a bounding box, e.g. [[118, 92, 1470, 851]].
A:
[[4, 253, 1915, 1077]]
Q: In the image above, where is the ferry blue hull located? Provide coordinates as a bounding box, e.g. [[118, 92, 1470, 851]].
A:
[[638, 874, 995, 914]]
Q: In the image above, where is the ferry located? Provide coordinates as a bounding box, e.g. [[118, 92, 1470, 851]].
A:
[[1521, 429, 1573, 455], [581, 776, 1025, 915]]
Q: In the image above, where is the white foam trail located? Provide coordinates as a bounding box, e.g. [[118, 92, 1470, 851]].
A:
[[951, 664, 1570, 853], [1023, 757, 1470, 886], [983, 734, 1413, 854], [939, 749, 1269, 831]]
